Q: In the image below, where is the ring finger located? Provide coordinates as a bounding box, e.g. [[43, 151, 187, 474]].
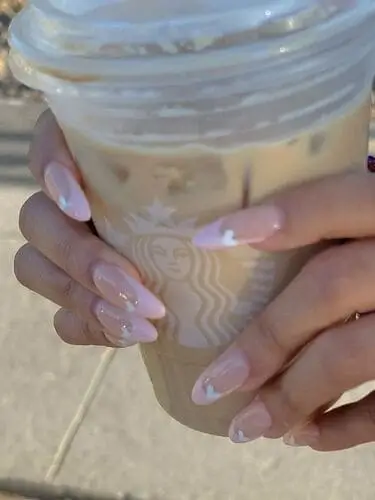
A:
[[229, 314, 375, 442], [192, 238, 375, 405], [14, 244, 157, 347]]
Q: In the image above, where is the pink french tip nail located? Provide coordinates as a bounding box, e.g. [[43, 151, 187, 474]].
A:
[[191, 347, 250, 406], [93, 262, 166, 319], [44, 161, 91, 222], [192, 206, 284, 249], [192, 220, 237, 250], [95, 300, 158, 346], [229, 397, 272, 444]]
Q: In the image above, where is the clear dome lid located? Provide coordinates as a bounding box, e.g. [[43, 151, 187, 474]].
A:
[[8, 0, 375, 82], [21, 0, 370, 53]]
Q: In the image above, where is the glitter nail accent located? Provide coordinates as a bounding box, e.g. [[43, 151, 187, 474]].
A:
[[121, 320, 134, 340], [119, 292, 139, 313]]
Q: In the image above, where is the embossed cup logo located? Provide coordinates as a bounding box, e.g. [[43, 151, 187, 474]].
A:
[[98, 200, 278, 349]]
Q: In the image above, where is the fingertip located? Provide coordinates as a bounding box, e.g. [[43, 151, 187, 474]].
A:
[[44, 161, 92, 221], [192, 219, 229, 250], [192, 206, 283, 250]]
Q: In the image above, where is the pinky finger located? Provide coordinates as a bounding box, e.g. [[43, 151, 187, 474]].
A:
[[284, 391, 375, 451], [54, 308, 136, 348]]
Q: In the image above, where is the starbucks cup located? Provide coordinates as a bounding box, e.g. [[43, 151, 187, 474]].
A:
[[9, 0, 375, 436]]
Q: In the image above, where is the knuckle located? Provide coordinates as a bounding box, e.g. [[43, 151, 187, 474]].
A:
[[59, 233, 99, 286], [60, 275, 77, 304], [314, 337, 345, 391], [256, 311, 288, 359], [18, 191, 45, 240], [301, 248, 351, 311], [313, 330, 362, 394], [270, 382, 305, 428], [317, 323, 372, 387], [59, 275, 95, 317], [13, 244, 32, 286], [55, 233, 76, 273]]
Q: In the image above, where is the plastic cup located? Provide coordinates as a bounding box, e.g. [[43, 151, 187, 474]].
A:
[[9, 0, 375, 435]]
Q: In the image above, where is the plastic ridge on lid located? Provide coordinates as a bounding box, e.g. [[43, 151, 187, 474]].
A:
[[8, 0, 375, 91], [48, 0, 111, 15]]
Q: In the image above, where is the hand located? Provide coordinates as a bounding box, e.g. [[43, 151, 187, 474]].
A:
[[191, 167, 375, 451], [14, 110, 165, 347]]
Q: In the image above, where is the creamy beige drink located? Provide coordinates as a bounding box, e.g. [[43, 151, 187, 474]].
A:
[[61, 95, 371, 435], [9, 0, 375, 435]]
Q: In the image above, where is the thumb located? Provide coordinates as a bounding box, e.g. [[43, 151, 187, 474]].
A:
[[192, 168, 375, 252]]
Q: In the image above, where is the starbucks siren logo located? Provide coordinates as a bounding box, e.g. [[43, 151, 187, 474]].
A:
[[103, 200, 278, 349]]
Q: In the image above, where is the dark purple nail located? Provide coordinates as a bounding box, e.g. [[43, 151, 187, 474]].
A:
[[367, 155, 375, 173]]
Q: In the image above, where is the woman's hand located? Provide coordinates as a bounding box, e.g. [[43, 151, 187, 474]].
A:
[[14, 110, 165, 347], [191, 167, 375, 452]]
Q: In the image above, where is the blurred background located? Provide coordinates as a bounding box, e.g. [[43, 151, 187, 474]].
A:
[[1, 2, 375, 499]]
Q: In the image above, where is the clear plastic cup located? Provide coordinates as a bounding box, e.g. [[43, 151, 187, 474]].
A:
[[9, 0, 375, 436]]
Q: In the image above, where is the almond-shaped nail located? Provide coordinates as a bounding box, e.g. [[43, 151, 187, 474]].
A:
[[229, 397, 272, 443], [93, 262, 165, 319], [192, 205, 283, 249], [44, 161, 91, 221], [192, 347, 250, 405], [283, 424, 320, 447], [95, 300, 158, 346]]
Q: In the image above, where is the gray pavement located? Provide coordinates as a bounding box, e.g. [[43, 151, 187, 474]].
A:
[[1, 101, 375, 499]]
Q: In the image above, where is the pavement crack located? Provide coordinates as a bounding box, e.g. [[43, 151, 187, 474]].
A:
[[45, 348, 117, 483]]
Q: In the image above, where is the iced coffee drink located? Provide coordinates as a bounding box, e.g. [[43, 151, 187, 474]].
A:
[[9, 0, 375, 435], [61, 95, 370, 435]]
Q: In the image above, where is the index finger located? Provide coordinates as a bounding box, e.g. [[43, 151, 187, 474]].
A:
[[29, 109, 91, 221], [29, 109, 78, 187]]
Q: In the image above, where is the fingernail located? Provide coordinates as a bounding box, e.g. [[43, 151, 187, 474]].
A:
[[93, 262, 165, 319], [368, 155, 375, 173], [192, 347, 250, 405], [44, 161, 91, 221], [94, 300, 158, 346], [192, 205, 283, 249], [283, 424, 320, 447], [229, 397, 272, 443]]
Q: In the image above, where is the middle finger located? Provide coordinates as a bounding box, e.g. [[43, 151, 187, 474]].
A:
[[229, 313, 375, 442], [192, 239, 375, 404]]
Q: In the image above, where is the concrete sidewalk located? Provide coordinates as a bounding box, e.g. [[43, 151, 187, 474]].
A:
[[1, 101, 375, 500]]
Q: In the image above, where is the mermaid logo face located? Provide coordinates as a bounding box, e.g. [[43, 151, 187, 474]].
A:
[[150, 237, 191, 281]]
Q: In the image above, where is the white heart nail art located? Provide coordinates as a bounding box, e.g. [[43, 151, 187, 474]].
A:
[[221, 229, 238, 247], [204, 383, 221, 401]]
